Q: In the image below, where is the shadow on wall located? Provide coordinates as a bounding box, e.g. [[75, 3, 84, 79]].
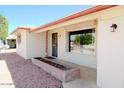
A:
[[0, 52, 63, 88]]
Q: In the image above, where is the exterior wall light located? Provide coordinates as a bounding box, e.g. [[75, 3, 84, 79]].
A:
[[110, 24, 117, 32]]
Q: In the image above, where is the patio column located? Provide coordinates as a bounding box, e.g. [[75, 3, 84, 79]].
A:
[[45, 30, 48, 57]]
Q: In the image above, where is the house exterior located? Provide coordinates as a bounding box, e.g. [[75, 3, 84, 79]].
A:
[[12, 5, 124, 88]]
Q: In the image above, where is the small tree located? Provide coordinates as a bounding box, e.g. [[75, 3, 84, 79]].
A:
[[80, 34, 94, 45], [0, 15, 8, 44], [74, 35, 80, 45], [74, 33, 95, 46]]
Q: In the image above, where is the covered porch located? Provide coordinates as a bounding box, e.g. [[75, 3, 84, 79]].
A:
[[31, 5, 124, 87], [32, 19, 97, 87]]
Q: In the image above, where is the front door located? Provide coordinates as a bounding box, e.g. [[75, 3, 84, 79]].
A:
[[52, 33, 58, 57]]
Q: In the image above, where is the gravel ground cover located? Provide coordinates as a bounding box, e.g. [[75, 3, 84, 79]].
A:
[[0, 52, 63, 88]]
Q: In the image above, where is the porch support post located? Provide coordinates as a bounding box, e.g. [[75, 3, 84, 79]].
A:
[[45, 30, 48, 57]]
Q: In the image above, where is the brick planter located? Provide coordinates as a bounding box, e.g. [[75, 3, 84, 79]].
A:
[[32, 58, 80, 82]]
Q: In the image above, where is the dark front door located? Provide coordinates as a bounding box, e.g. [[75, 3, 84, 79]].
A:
[[52, 33, 58, 57]]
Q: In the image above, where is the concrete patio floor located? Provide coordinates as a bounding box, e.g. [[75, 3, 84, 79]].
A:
[[0, 49, 63, 88]]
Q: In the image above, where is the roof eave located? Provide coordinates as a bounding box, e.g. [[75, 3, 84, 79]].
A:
[[31, 5, 118, 32], [11, 27, 31, 35]]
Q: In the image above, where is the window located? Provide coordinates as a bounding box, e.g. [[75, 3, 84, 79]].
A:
[[69, 28, 95, 55]]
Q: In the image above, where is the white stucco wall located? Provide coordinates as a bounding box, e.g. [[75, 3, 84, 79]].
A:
[[97, 6, 124, 88], [26, 31, 45, 59], [16, 30, 45, 59], [16, 30, 27, 59]]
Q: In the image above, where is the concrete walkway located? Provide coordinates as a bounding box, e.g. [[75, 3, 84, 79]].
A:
[[0, 50, 62, 88]]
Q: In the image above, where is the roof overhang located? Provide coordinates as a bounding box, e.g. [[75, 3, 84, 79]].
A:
[[11, 27, 31, 35], [11, 5, 118, 34], [31, 5, 117, 33]]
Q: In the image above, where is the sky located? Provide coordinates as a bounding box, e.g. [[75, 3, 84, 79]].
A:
[[0, 5, 92, 34]]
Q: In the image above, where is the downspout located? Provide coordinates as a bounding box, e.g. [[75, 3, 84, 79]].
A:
[[45, 30, 48, 57]]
